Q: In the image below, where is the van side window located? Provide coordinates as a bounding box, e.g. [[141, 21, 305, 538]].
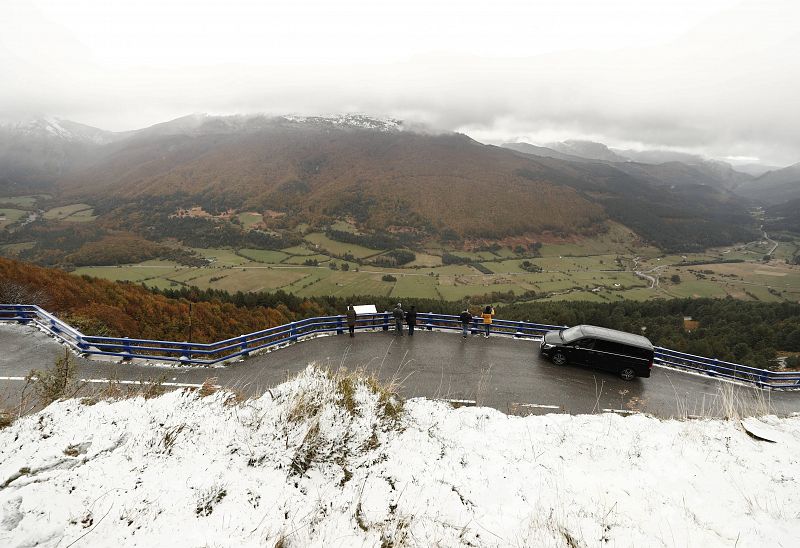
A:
[[574, 338, 595, 349], [631, 347, 650, 359], [595, 340, 624, 354]]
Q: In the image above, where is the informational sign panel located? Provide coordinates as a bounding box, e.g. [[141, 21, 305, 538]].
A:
[[352, 304, 378, 314]]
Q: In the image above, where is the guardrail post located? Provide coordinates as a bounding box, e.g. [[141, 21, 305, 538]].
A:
[[426, 312, 433, 331], [471, 318, 479, 335], [122, 337, 132, 361], [50, 317, 60, 334], [181, 342, 192, 362], [290, 322, 298, 342], [76, 335, 88, 353], [337, 316, 344, 335], [383, 313, 389, 331], [708, 358, 718, 377], [240, 336, 249, 357], [15, 305, 30, 324]]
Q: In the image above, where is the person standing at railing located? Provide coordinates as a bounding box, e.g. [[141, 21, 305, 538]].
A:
[[393, 303, 405, 335], [406, 305, 417, 336], [482, 305, 495, 337], [346, 305, 357, 338], [459, 309, 472, 338]]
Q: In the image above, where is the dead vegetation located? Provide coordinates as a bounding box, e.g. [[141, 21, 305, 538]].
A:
[[195, 483, 228, 517], [667, 375, 773, 420], [24, 348, 84, 407], [281, 366, 405, 481]]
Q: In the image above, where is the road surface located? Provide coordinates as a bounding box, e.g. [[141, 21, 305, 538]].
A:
[[1, 323, 797, 418]]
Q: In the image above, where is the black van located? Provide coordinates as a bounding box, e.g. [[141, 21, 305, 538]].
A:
[[539, 325, 654, 380]]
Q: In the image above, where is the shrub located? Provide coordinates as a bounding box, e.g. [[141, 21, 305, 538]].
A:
[[520, 260, 542, 273], [372, 249, 416, 267], [442, 252, 469, 265], [25, 348, 83, 406], [381, 274, 397, 282]]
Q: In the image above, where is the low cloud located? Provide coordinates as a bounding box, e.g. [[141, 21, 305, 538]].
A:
[[1, 0, 798, 166]]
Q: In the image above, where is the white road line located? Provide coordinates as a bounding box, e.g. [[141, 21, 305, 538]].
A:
[[518, 403, 561, 409], [0, 376, 214, 388]]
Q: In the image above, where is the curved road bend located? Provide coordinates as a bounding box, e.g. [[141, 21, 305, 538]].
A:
[[1, 324, 798, 418]]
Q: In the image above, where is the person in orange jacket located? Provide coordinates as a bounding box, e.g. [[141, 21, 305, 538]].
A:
[[481, 305, 495, 337]]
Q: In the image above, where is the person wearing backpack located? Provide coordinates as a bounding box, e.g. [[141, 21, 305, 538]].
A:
[[392, 303, 405, 335], [346, 305, 357, 337], [481, 305, 495, 337]]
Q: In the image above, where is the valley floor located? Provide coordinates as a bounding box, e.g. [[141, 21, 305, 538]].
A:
[[1, 367, 799, 547]]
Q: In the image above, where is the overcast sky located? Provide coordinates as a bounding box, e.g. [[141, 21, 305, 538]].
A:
[[1, 0, 798, 165]]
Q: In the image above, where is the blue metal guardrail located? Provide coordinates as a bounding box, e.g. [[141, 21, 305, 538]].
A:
[[2, 304, 799, 389]]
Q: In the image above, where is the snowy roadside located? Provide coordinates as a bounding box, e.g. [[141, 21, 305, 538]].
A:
[[1, 366, 799, 547]]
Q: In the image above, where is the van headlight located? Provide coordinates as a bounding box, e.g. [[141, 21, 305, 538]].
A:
[[542, 343, 555, 350]]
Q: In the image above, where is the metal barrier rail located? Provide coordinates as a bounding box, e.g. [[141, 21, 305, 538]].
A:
[[654, 347, 800, 389], [2, 304, 798, 389]]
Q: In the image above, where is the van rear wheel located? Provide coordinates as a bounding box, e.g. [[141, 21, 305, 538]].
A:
[[619, 368, 636, 381], [552, 351, 567, 366]]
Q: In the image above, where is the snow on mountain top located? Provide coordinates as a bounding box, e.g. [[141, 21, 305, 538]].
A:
[[1, 365, 798, 547], [2, 117, 115, 145], [281, 113, 403, 132]]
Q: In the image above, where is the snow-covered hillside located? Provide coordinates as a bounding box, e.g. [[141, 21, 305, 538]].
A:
[[1, 366, 798, 547], [3, 118, 116, 144]]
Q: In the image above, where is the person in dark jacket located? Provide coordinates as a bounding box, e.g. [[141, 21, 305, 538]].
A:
[[346, 305, 357, 337], [459, 309, 472, 338], [392, 303, 405, 335], [406, 305, 417, 336]]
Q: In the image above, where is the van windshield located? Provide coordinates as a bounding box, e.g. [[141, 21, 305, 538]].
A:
[[561, 326, 583, 343]]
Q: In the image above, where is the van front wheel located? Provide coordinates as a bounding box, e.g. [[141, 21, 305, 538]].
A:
[[619, 368, 636, 381], [552, 351, 567, 366]]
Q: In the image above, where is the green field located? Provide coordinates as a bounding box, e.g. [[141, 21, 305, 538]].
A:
[[0, 209, 27, 229], [407, 253, 443, 267], [73, 263, 185, 283], [174, 267, 309, 293], [39, 206, 799, 305], [0, 241, 36, 255], [448, 250, 498, 261], [296, 271, 393, 298], [43, 203, 95, 222], [329, 220, 359, 233], [237, 249, 291, 263], [280, 245, 317, 256], [304, 232, 383, 259], [237, 212, 263, 230], [0, 195, 50, 208], [280, 270, 330, 293], [190, 248, 253, 266], [391, 274, 440, 299]]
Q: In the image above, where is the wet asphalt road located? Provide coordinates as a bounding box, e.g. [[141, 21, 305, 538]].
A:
[[2, 323, 798, 418]]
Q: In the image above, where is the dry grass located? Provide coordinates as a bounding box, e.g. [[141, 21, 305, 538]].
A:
[[160, 424, 186, 454], [25, 348, 85, 407], [198, 377, 219, 398], [666, 374, 773, 420]]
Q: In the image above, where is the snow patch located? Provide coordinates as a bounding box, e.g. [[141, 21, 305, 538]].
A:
[[1, 366, 799, 547]]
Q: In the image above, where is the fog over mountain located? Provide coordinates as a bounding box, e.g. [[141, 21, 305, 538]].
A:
[[1, 0, 798, 167]]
